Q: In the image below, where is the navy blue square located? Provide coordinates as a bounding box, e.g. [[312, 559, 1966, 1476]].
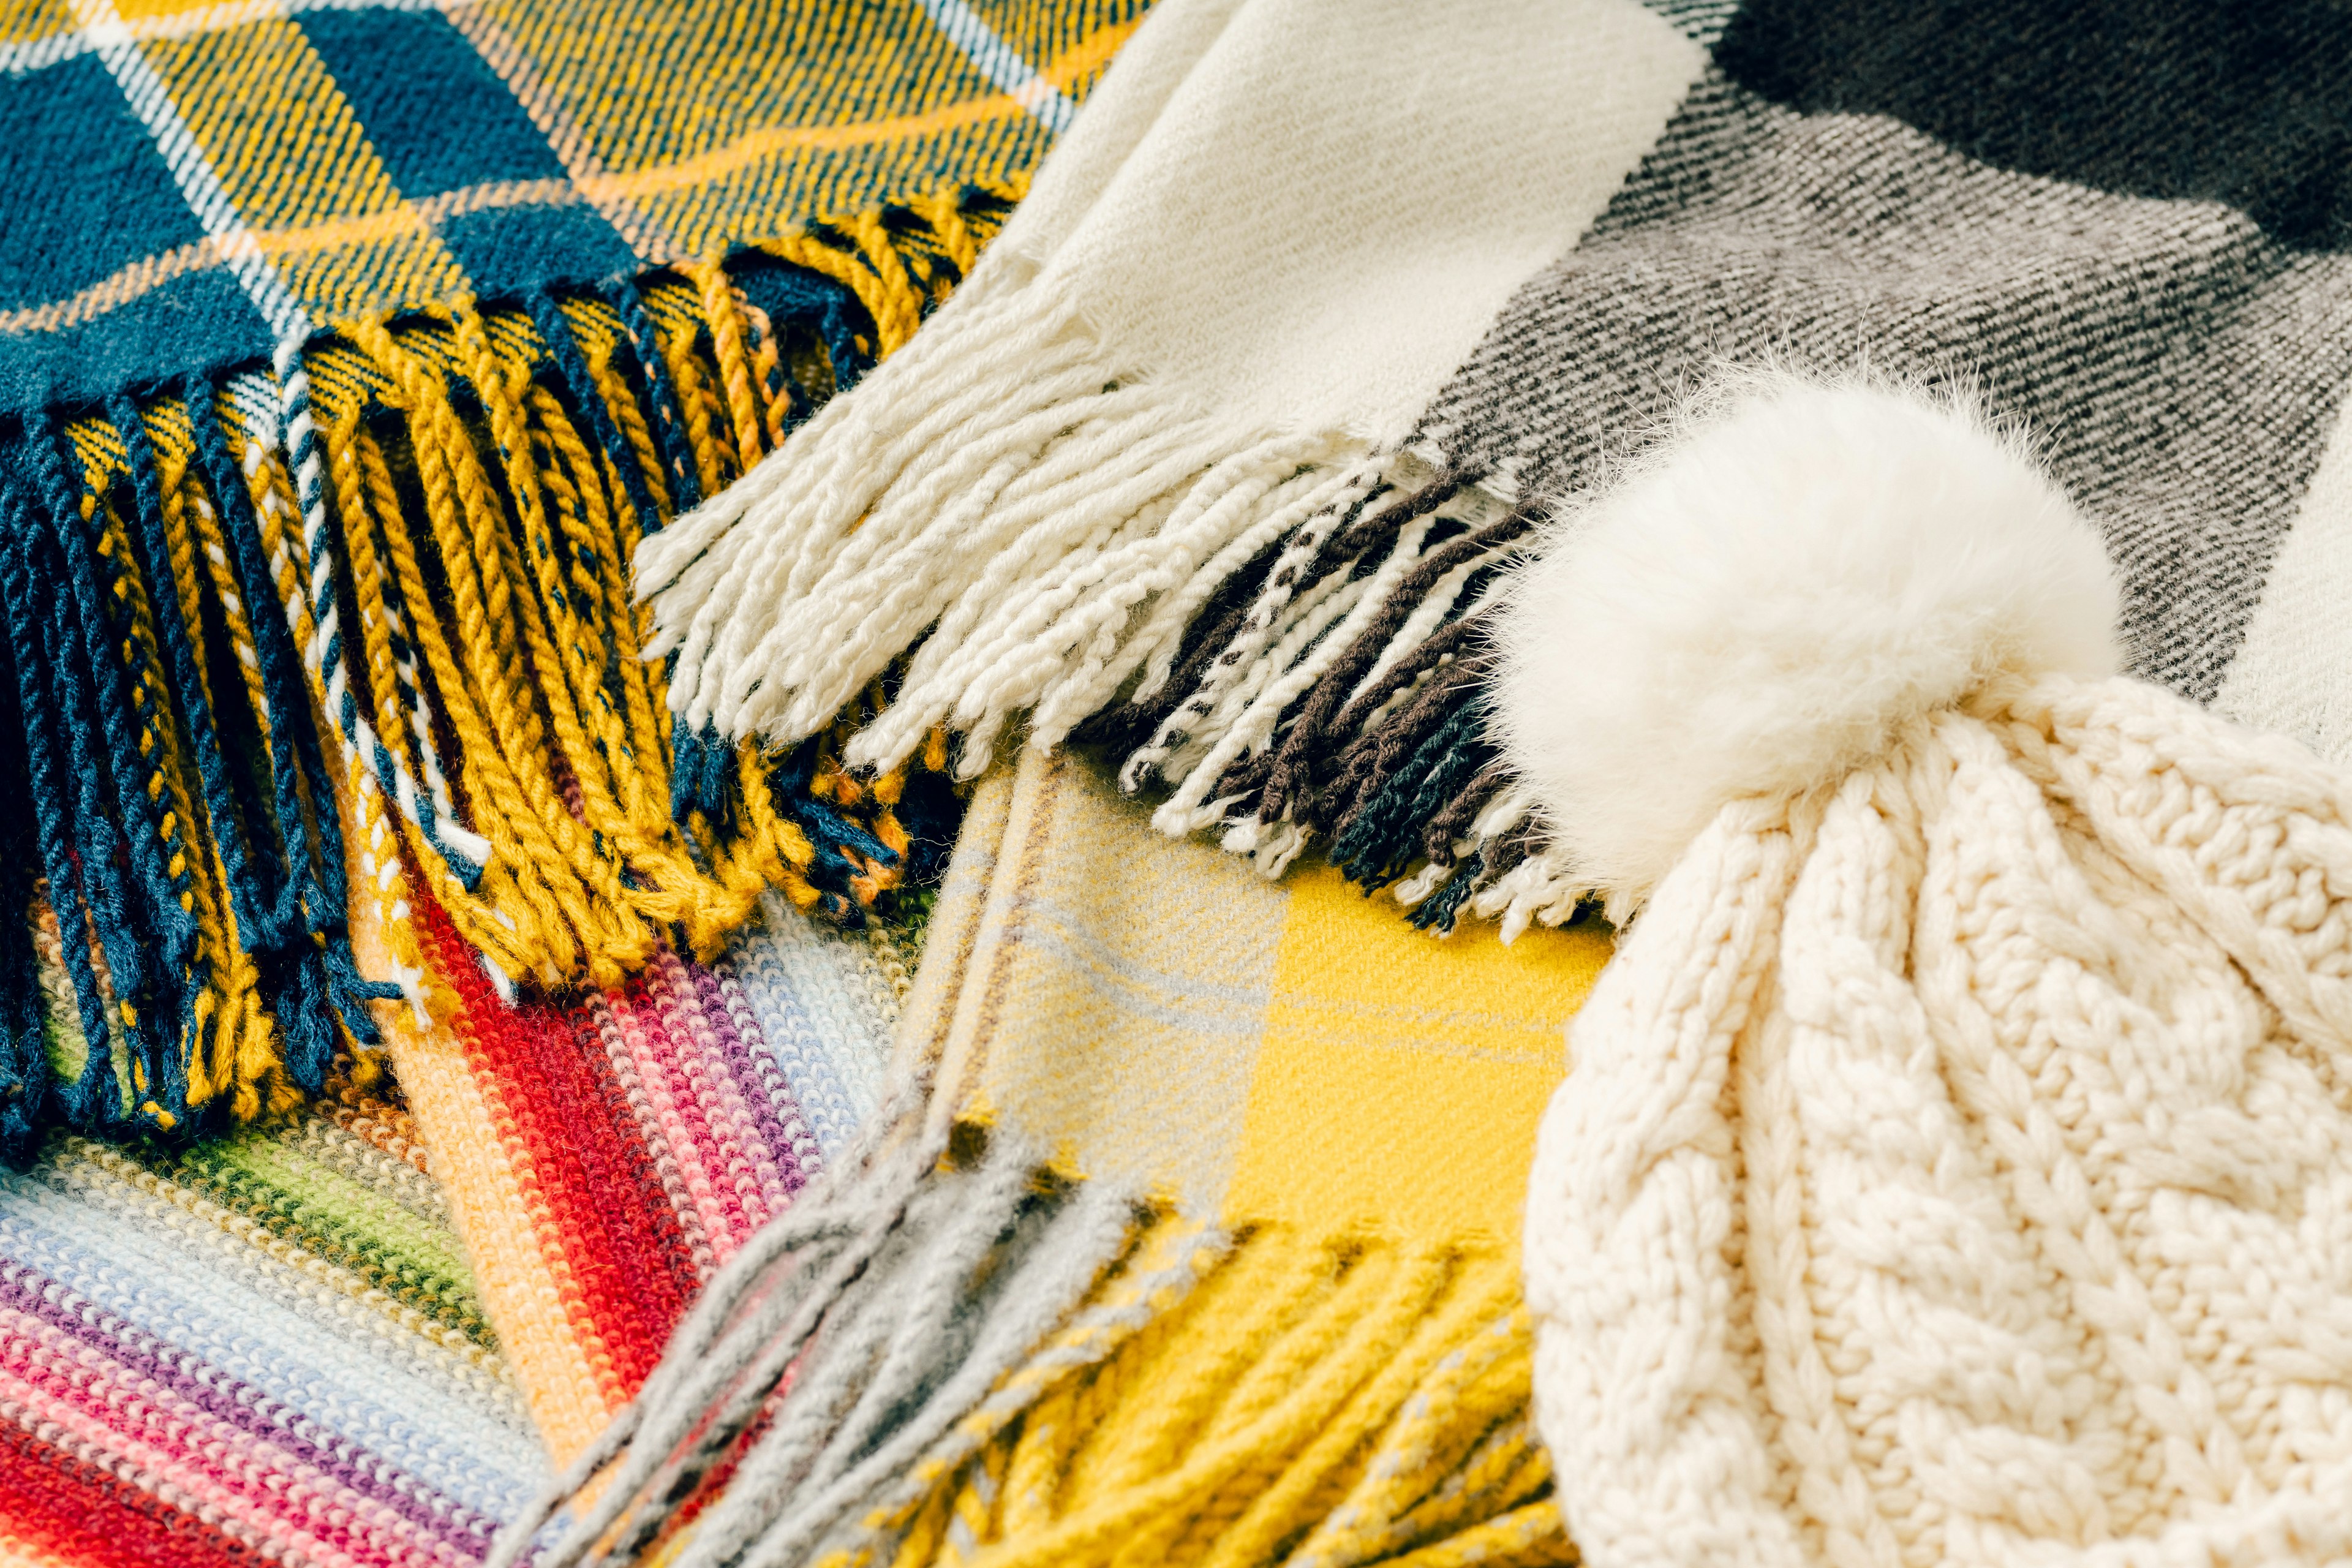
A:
[[302, 6, 570, 197], [435, 201, 639, 295], [0, 53, 211, 311], [0, 270, 270, 414]]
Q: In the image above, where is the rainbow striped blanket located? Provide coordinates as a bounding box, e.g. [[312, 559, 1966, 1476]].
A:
[[0, 1071, 546, 1568], [0, 0, 1141, 1155], [1, 882, 922, 1565]]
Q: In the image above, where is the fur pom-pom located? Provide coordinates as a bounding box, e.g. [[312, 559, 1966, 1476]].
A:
[[1491, 371, 2120, 913]]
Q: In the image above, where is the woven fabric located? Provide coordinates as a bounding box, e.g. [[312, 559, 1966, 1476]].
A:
[[0, 1074, 545, 1568], [510, 746, 1616, 1568], [907, 748, 1610, 1240], [0, 0, 1140, 1155], [0, 0, 1137, 410], [630, 0, 2352, 956], [633, 0, 1704, 781]]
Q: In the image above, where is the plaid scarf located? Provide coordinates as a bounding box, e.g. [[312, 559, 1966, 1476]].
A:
[[537, 2, 2352, 1563], [647, 0, 2352, 951], [0, 0, 1143, 1155], [505, 747, 1612, 1568]]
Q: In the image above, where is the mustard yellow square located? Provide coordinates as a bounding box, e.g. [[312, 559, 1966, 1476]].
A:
[[1227, 867, 1611, 1242]]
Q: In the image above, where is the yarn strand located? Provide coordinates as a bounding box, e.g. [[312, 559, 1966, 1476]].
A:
[[0, 182, 1017, 1153]]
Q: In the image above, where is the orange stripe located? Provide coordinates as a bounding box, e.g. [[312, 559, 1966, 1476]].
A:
[[341, 812, 621, 1464]]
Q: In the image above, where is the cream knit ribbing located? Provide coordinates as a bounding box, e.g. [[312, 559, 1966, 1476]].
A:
[[1525, 677, 2352, 1567]]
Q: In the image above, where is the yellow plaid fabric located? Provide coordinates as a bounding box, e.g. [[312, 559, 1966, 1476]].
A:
[[0, 0, 1142, 404], [908, 746, 1615, 1242], [552, 747, 1615, 1566], [0, 1, 1140, 1153]]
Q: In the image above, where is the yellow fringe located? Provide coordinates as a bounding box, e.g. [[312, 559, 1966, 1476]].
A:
[[29, 181, 1016, 1136], [840, 1223, 1571, 1568], [59, 413, 308, 1123], [282, 183, 1015, 990]]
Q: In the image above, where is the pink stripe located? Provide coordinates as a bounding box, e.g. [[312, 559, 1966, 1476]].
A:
[[0, 1276, 486, 1563], [0, 1308, 449, 1566], [600, 985, 736, 1276], [631, 970, 766, 1262], [0, 1358, 403, 1568], [646, 951, 783, 1248], [709, 959, 824, 1178], [574, 990, 719, 1280]]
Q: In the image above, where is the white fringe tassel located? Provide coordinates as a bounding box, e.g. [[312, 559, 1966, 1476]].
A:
[[632, 287, 1593, 940], [636, 290, 1374, 780]]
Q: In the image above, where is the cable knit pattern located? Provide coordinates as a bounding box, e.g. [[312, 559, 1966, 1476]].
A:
[[1525, 676, 2352, 1568]]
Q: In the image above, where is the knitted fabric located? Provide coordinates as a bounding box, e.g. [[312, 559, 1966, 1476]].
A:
[[638, 0, 2352, 949], [0, 1066, 545, 1568], [1526, 674, 2352, 1568], [349, 862, 912, 1466], [498, 745, 1614, 1568], [0, 780, 911, 1547], [0, 0, 1140, 1153]]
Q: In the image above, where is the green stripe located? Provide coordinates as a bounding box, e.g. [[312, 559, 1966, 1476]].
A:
[[154, 1131, 494, 1345]]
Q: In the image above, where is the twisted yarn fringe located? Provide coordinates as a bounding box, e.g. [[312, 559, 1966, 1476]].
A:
[[1067, 453, 1595, 940], [635, 279, 1593, 940], [635, 292, 1381, 784], [496, 1132, 1573, 1568], [0, 183, 1014, 1159]]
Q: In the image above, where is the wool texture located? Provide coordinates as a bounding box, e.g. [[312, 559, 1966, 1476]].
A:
[[0, 809, 917, 1561], [1490, 373, 2122, 918], [634, 0, 1705, 775], [346, 816, 916, 1466], [496, 745, 1616, 1568], [0, 741, 919, 1554], [634, 0, 2352, 955], [0, 0, 1141, 1153], [1515, 380, 2352, 1567], [0, 1058, 546, 1568]]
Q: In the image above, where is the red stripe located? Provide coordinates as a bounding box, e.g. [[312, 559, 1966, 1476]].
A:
[[559, 1000, 705, 1314], [0, 1422, 252, 1568], [417, 899, 693, 1398]]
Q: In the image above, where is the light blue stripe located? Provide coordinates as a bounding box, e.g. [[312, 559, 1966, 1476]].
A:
[[726, 897, 894, 1158], [0, 1167, 545, 1517]]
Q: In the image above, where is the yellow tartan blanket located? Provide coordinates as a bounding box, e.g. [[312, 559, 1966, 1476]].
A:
[[912, 750, 1607, 1242], [0, 0, 1143, 1152], [511, 747, 1613, 1568]]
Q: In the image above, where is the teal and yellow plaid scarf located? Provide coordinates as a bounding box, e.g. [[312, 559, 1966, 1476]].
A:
[[0, 0, 1142, 1157]]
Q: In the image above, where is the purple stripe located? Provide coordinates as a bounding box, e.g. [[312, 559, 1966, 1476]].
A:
[[0, 1260, 496, 1556], [689, 957, 818, 1194]]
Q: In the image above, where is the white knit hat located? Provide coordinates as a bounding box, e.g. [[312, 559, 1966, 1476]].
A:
[[1501, 375, 2352, 1567]]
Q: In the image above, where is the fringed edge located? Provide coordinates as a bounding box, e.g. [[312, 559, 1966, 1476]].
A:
[[631, 260, 1597, 944], [1077, 451, 1600, 941], [494, 1128, 1573, 1568], [0, 183, 1014, 1160]]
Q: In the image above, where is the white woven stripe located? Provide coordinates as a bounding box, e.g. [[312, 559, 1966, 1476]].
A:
[[916, 0, 1078, 134], [66, 0, 311, 339]]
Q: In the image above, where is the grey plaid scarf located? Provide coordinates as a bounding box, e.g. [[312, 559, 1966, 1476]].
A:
[[646, 0, 2352, 944]]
